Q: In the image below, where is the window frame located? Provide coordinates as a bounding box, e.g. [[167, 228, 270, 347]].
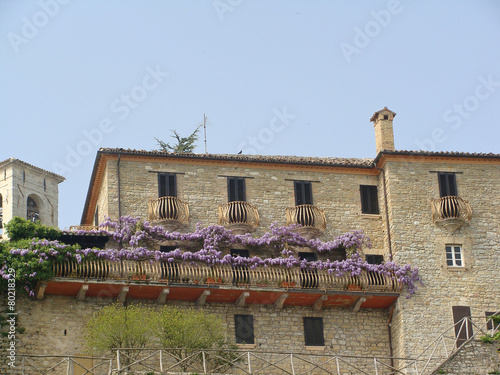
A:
[[227, 177, 246, 202], [158, 173, 177, 198], [360, 185, 380, 214], [294, 181, 313, 206], [234, 314, 254, 344], [303, 317, 325, 346], [446, 244, 464, 267]]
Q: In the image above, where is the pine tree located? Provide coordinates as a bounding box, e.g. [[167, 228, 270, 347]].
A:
[[155, 125, 201, 153]]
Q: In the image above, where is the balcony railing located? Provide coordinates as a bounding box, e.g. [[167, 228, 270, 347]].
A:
[[431, 196, 472, 232], [52, 259, 400, 293], [149, 196, 189, 225], [218, 201, 259, 231], [286, 204, 327, 232], [69, 225, 100, 232]]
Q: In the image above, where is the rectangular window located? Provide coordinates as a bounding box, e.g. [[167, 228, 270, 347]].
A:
[[235, 315, 254, 344], [452, 306, 473, 348], [294, 181, 312, 206], [158, 173, 177, 197], [228, 178, 245, 202], [303, 317, 324, 346], [485, 312, 500, 332], [446, 245, 463, 267], [360, 185, 379, 214], [366, 255, 384, 264], [231, 249, 250, 284], [439, 173, 457, 197]]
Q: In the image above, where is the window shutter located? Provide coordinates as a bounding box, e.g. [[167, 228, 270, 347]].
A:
[[228, 178, 245, 202], [439, 173, 457, 197], [452, 306, 473, 348], [303, 317, 324, 346], [235, 315, 254, 344], [168, 174, 177, 197], [295, 181, 312, 205]]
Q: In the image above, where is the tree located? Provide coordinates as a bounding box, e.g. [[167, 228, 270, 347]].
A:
[[82, 304, 159, 366], [155, 125, 201, 153]]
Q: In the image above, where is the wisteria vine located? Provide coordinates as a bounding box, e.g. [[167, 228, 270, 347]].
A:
[[0, 216, 422, 297]]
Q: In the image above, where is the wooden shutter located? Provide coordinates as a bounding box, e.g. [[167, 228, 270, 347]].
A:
[[439, 173, 457, 197], [235, 315, 254, 344], [360, 185, 379, 214], [158, 173, 176, 197], [303, 317, 324, 346], [452, 306, 473, 348], [295, 181, 312, 205], [228, 178, 245, 202]]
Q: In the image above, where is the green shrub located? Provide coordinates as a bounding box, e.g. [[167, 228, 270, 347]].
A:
[[4, 217, 61, 241]]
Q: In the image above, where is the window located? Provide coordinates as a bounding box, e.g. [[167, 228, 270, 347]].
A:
[[0, 194, 3, 233], [452, 306, 472, 348], [485, 312, 500, 332], [159, 246, 179, 281], [446, 245, 463, 267], [438, 173, 457, 197], [158, 173, 177, 197], [294, 181, 312, 206], [228, 178, 245, 202], [360, 185, 379, 214], [231, 249, 249, 284], [234, 315, 254, 344], [303, 317, 324, 346], [299, 252, 318, 288], [27, 196, 39, 223], [366, 255, 384, 264]]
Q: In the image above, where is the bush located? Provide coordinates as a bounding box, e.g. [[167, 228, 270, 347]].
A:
[[4, 217, 61, 241]]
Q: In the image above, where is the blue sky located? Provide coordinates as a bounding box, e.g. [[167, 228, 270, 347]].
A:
[[1, 0, 499, 229]]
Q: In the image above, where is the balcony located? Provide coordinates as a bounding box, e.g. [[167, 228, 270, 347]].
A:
[[218, 201, 259, 234], [149, 196, 189, 232], [43, 259, 401, 309], [431, 196, 472, 233], [286, 204, 326, 238]]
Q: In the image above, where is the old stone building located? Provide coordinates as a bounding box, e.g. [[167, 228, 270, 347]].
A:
[[0, 158, 65, 239], [4, 108, 499, 374]]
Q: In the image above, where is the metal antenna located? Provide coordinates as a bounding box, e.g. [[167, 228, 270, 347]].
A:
[[204, 113, 208, 154]]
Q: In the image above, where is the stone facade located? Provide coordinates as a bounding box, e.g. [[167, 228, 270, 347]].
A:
[[0, 158, 64, 238]]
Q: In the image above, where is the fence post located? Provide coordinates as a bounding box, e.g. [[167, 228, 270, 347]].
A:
[[67, 357, 71, 375], [160, 349, 163, 372], [202, 351, 207, 373], [247, 351, 252, 374], [117, 350, 121, 372], [373, 357, 379, 375], [290, 353, 295, 375], [335, 357, 340, 375]]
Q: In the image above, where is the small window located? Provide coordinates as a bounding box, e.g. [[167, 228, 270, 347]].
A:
[[43, 179, 46, 192], [452, 306, 472, 348], [158, 173, 177, 197], [446, 245, 463, 267], [27, 196, 39, 223], [366, 255, 384, 264], [94, 205, 99, 226], [439, 173, 457, 197], [228, 178, 245, 202], [294, 181, 312, 205], [303, 317, 324, 346], [485, 312, 500, 332], [360, 185, 379, 214], [235, 315, 254, 344]]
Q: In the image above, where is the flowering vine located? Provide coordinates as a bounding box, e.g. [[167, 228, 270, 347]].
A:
[[0, 216, 422, 297]]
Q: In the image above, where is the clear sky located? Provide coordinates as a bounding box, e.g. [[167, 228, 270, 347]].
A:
[[1, 0, 499, 229]]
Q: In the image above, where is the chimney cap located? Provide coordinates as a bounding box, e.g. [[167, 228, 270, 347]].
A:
[[370, 107, 397, 122]]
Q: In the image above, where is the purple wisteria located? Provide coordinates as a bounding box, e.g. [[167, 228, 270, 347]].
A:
[[4, 216, 422, 297]]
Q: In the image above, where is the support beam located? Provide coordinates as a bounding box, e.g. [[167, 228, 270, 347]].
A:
[[36, 281, 48, 300], [274, 293, 288, 310], [157, 288, 170, 305], [236, 292, 250, 307], [118, 287, 129, 304], [197, 290, 211, 306], [76, 284, 89, 301], [352, 297, 366, 313], [313, 295, 328, 311]]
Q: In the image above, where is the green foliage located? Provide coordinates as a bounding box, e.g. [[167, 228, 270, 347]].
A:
[[4, 217, 61, 241], [481, 334, 495, 344], [82, 304, 159, 362], [155, 125, 201, 153]]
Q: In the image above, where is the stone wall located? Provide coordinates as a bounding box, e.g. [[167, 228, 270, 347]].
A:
[[1, 294, 392, 374]]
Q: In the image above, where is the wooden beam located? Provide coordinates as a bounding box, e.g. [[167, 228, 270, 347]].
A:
[[36, 281, 48, 300], [157, 288, 170, 305], [197, 290, 211, 306], [118, 287, 129, 304], [313, 295, 328, 311], [236, 292, 250, 307], [76, 285, 89, 301], [352, 297, 366, 313], [274, 293, 288, 310]]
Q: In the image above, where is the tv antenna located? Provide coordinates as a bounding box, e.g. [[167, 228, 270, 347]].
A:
[[203, 113, 208, 154]]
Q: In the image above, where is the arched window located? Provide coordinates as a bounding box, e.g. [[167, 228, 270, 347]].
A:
[[27, 196, 40, 223]]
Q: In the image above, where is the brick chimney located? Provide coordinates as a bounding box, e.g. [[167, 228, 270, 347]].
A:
[[370, 107, 396, 154]]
